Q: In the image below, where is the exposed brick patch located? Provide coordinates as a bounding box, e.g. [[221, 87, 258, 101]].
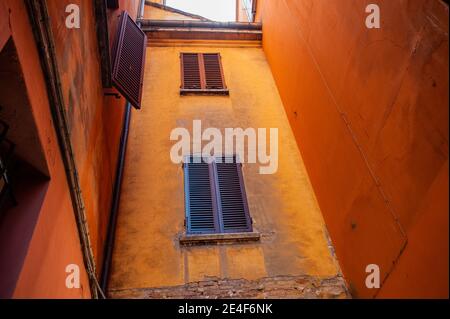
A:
[[108, 275, 351, 299]]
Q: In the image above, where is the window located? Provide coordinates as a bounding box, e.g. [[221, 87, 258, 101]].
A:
[[184, 155, 252, 235], [180, 53, 229, 95], [0, 38, 50, 297]]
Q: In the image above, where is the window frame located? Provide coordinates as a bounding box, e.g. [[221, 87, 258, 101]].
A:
[[180, 53, 229, 95]]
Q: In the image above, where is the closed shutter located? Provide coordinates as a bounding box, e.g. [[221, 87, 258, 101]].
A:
[[203, 53, 225, 89], [184, 156, 252, 234], [215, 156, 252, 233], [180, 53, 228, 94], [180, 53, 202, 89], [111, 11, 147, 109], [184, 157, 219, 234]]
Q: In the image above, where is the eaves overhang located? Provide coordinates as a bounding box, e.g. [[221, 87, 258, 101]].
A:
[[139, 20, 262, 42]]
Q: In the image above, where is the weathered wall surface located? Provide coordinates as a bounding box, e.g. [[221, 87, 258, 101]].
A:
[[110, 275, 349, 299], [108, 44, 345, 298], [45, 0, 139, 274], [259, 0, 449, 298]]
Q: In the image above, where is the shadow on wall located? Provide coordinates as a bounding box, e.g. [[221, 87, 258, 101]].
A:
[[0, 37, 50, 298]]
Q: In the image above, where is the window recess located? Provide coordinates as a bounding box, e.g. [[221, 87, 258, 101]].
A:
[[0, 121, 16, 213], [180, 53, 229, 95]]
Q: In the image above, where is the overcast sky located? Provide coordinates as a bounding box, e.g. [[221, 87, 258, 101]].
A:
[[165, 0, 236, 22]]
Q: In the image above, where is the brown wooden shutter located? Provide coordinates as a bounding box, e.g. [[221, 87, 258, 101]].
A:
[[203, 53, 226, 90], [180, 53, 202, 90], [111, 11, 147, 109], [180, 53, 227, 94]]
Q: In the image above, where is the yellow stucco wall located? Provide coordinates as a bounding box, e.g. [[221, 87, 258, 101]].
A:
[[109, 43, 341, 291]]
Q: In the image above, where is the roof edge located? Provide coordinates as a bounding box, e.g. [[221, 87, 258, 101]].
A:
[[145, 1, 212, 22]]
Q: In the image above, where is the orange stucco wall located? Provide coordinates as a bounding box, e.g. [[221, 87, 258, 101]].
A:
[[45, 0, 139, 274], [1, 0, 139, 298], [259, 0, 449, 298], [1, 0, 90, 298]]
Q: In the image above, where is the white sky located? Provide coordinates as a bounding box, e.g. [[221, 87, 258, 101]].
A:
[[165, 0, 236, 22]]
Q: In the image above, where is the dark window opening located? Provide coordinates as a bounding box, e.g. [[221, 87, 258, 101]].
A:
[[0, 38, 50, 298], [184, 155, 252, 235], [0, 122, 16, 210], [106, 0, 120, 9], [180, 53, 229, 95]]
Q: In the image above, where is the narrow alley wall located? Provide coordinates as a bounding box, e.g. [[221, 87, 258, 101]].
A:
[[1, 0, 139, 297], [258, 0, 449, 298], [45, 0, 140, 275], [1, 0, 91, 298]]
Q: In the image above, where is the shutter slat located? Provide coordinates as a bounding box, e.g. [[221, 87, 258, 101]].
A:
[[111, 11, 147, 109]]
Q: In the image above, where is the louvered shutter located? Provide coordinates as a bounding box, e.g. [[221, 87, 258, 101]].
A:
[[184, 156, 252, 235], [215, 156, 252, 233], [180, 53, 227, 93], [203, 53, 226, 89], [184, 157, 220, 234], [181, 53, 201, 89], [111, 11, 147, 109]]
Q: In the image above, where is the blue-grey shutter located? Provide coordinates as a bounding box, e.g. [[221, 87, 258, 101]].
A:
[[215, 156, 252, 233], [184, 157, 219, 234]]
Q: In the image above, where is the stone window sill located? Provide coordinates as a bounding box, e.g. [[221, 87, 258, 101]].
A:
[[180, 89, 230, 96], [179, 231, 261, 246]]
